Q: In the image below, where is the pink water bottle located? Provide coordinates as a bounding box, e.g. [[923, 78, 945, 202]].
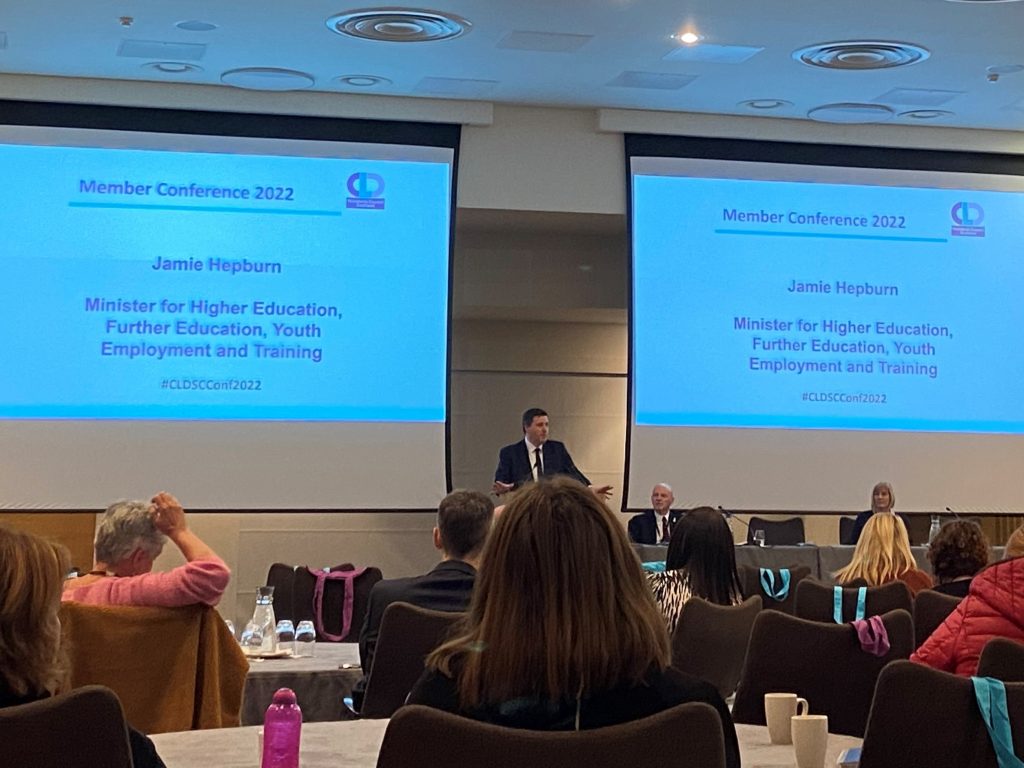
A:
[[262, 688, 302, 768]]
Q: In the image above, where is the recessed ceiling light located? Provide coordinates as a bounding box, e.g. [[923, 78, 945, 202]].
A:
[[326, 8, 471, 42], [795, 41, 929, 70], [176, 20, 218, 32], [675, 31, 702, 45], [945, 0, 1023, 3], [144, 62, 203, 74], [987, 64, 1024, 75], [898, 109, 954, 120], [336, 74, 392, 87], [221, 68, 315, 91], [807, 103, 895, 124], [739, 98, 792, 110]]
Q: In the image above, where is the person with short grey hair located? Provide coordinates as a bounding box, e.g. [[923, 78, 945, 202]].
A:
[[63, 492, 229, 607]]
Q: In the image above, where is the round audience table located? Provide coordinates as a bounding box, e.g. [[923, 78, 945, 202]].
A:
[[151, 720, 861, 767]]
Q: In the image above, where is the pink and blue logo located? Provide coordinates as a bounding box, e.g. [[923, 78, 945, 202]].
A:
[[346, 172, 385, 210], [951, 202, 984, 237]]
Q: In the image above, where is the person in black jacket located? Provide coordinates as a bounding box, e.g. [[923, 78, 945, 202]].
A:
[[352, 489, 494, 711], [493, 408, 612, 499], [409, 477, 740, 768], [628, 483, 684, 544]]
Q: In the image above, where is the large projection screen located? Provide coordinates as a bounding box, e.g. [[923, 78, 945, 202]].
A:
[[627, 136, 1024, 514], [0, 101, 457, 510]]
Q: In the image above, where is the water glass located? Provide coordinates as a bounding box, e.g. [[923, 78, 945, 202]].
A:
[[276, 620, 296, 654], [224, 618, 236, 639], [753, 529, 767, 547], [295, 620, 316, 657]]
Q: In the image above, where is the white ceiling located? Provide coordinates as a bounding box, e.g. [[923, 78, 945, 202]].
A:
[[1, 1, 1023, 130]]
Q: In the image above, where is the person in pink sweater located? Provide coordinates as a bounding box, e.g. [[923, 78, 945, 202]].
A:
[[62, 492, 229, 607]]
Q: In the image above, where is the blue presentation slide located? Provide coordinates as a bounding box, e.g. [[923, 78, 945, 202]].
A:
[[0, 141, 451, 421], [633, 173, 1024, 433]]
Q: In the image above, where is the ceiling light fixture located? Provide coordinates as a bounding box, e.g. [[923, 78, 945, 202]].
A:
[[987, 64, 1024, 75], [326, 8, 471, 42], [795, 41, 929, 70], [145, 62, 203, 74], [807, 103, 895, 124], [898, 109, 954, 119], [336, 74, 392, 87], [739, 98, 792, 110], [221, 68, 315, 91], [176, 20, 219, 32], [675, 31, 702, 45]]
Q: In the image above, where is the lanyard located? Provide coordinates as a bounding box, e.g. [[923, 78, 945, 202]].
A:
[[833, 586, 866, 623], [759, 568, 792, 601], [972, 676, 1024, 768]]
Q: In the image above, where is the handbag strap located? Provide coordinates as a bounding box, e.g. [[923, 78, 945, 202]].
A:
[[759, 568, 791, 601], [310, 566, 368, 642], [972, 677, 1024, 768], [833, 586, 867, 623]]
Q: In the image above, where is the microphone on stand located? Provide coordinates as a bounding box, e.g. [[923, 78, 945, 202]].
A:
[[719, 505, 757, 544], [944, 506, 963, 520]]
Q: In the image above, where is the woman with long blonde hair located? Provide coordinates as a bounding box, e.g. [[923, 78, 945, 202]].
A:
[[408, 477, 739, 768], [835, 512, 932, 594]]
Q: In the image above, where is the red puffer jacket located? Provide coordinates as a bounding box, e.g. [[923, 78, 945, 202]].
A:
[[911, 556, 1024, 676]]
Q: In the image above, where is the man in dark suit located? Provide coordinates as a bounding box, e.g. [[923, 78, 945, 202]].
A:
[[628, 483, 684, 544], [492, 407, 612, 498], [352, 489, 494, 710]]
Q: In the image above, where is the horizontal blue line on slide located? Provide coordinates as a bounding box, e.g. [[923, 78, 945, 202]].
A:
[[714, 228, 947, 244], [69, 201, 343, 217], [637, 412, 1024, 435], [0, 404, 445, 422]]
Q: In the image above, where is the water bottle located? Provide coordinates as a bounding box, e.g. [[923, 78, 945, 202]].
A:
[[261, 688, 302, 768], [244, 586, 278, 654], [928, 515, 942, 544]]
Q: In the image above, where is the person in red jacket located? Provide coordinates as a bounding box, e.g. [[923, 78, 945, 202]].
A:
[[911, 555, 1024, 676]]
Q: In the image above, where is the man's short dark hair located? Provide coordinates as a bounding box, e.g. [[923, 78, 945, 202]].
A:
[[438, 490, 494, 560], [521, 408, 548, 430]]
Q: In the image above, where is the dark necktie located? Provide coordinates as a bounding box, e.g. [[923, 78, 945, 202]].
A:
[[534, 447, 543, 480], [661, 517, 670, 543]]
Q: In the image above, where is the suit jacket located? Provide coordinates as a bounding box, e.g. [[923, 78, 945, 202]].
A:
[[353, 560, 476, 710], [494, 439, 590, 488], [628, 509, 684, 545]]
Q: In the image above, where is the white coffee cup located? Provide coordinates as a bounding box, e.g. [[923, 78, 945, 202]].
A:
[[792, 714, 828, 768], [764, 692, 808, 744]]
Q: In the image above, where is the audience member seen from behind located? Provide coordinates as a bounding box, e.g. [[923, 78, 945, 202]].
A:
[[927, 521, 990, 598], [0, 524, 165, 768], [352, 489, 494, 711], [912, 551, 1024, 676], [1005, 525, 1024, 559], [407, 478, 740, 768], [848, 481, 911, 545], [835, 514, 933, 598], [646, 507, 743, 634], [834, 512, 933, 595], [63, 492, 229, 607]]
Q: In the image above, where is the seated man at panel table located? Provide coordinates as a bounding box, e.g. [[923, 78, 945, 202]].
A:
[[628, 483, 684, 545], [492, 407, 613, 499], [351, 489, 494, 711]]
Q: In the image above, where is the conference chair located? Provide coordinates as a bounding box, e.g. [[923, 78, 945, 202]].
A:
[[859, 660, 1024, 768], [745, 516, 805, 546], [795, 579, 913, 624], [977, 638, 1024, 682], [737, 564, 812, 615], [732, 609, 913, 737], [839, 516, 857, 545], [266, 562, 382, 642], [359, 602, 464, 719], [913, 589, 963, 648], [671, 595, 762, 699], [376, 702, 727, 768], [59, 602, 247, 734], [0, 685, 133, 768]]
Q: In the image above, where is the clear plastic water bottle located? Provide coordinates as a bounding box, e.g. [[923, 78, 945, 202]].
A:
[[928, 515, 942, 544], [244, 586, 278, 654], [261, 688, 302, 768]]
